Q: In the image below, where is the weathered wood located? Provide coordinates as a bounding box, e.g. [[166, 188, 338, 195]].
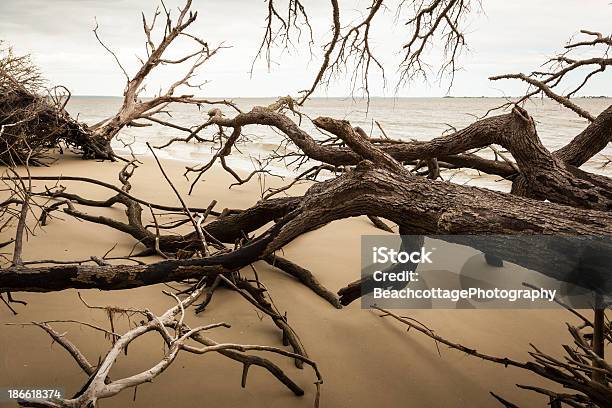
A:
[[264, 254, 342, 308], [4, 153, 612, 293], [0, 263, 228, 292]]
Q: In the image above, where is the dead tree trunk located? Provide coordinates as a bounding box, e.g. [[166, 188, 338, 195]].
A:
[[0, 70, 115, 163], [3, 157, 612, 293]]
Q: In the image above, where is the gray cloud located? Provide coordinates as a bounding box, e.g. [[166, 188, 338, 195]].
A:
[[1, 0, 610, 97]]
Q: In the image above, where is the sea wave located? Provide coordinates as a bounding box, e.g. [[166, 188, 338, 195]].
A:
[[69, 97, 612, 191]]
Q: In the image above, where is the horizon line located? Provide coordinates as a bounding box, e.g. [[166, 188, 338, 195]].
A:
[[68, 95, 612, 99]]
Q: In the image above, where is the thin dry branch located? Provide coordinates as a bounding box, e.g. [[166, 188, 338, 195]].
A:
[[90, 0, 229, 142], [15, 288, 322, 407], [374, 306, 611, 408], [400, 0, 477, 87], [490, 30, 612, 121]]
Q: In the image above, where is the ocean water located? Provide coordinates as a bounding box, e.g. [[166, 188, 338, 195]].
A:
[[65, 97, 612, 191]]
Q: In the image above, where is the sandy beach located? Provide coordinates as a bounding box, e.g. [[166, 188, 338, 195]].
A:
[[0, 154, 596, 407]]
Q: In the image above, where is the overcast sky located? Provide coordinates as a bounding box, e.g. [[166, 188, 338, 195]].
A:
[[1, 0, 610, 97]]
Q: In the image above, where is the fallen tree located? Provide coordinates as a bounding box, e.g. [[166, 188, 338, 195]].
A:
[[4, 107, 612, 293], [0, 44, 112, 163], [0, 0, 234, 162]]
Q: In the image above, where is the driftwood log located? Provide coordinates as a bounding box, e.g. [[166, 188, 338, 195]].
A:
[[3, 107, 612, 292]]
